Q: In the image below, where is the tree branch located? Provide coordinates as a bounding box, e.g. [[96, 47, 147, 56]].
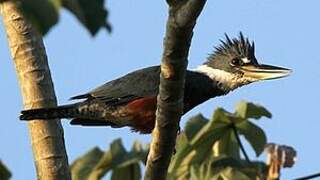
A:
[[294, 172, 320, 180], [144, 1, 207, 180], [0, 1, 71, 179]]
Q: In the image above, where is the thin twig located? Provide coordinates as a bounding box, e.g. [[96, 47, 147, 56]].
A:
[[231, 123, 251, 163], [294, 172, 320, 180]]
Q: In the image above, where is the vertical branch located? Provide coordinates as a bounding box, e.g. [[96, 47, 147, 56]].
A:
[[144, 0, 207, 180], [0, 1, 71, 179]]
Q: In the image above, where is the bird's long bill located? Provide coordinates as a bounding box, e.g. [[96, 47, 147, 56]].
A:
[[240, 64, 291, 80]]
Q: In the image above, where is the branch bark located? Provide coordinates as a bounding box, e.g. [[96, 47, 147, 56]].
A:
[[0, 1, 71, 179], [144, 0, 206, 179]]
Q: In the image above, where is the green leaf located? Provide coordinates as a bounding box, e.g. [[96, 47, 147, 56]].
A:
[[116, 141, 148, 168], [0, 160, 11, 180], [130, 140, 149, 165], [71, 139, 148, 180], [189, 163, 215, 180], [169, 109, 231, 178], [168, 124, 229, 179], [213, 108, 245, 124], [111, 163, 141, 180], [211, 156, 267, 179], [17, 0, 61, 35], [62, 0, 112, 35], [235, 101, 272, 120], [87, 139, 148, 179], [219, 167, 251, 180], [184, 113, 208, 140], [169, 103, 269, 179], [189, 157, 263, 180], [211, 156, 243, 169], [175, 132, 189, 152], [211, 157, 267, 179], [212, 108, 233, 124], [71, 147, 104, 180], [238, 161, 267, 179], [213, 130, 240, 159], [237, 121, 267, 157], [88, 139, 127, 179]]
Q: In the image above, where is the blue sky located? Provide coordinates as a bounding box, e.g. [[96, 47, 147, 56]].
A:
[[1, 0, 319, 179]]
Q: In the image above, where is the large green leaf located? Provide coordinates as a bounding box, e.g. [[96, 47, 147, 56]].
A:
[[210, 157, 268, 179], [168, 125, 228, 179], [130, 140, 149, 165], [213, 130, 240, 159], [168, 109, 231, 179], [87, 139, 127, 179], [71, 147, 104, 180], [238, 161, 267, 179], [169, 104, 269, 179], [71, 139, 148, 179], [86, 139, 148, 179], [213, 108, 246, 125], [212, 108, 235, 124], [111, 163, 141, 180], [188, 157, 266, 180], [116, 141, 149, 168], [210, 156, 243, 169], [235, 101, 272, 120], [175, 132, 189, 152], [17, 0, 60, 35], [219, 167, 251, 180], [62, 0, 112, 35], [236, 121, 267, 157], [189, 163, 215, 180], [184, 113, 208, 140], [0, 160, 11, 180], [15, 0, 111, 36]]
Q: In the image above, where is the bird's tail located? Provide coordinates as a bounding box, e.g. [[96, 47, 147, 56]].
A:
[[20, 103, 80, 120]]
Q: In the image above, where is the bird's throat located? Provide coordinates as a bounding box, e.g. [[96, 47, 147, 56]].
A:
[[194, 65, 250, 92]]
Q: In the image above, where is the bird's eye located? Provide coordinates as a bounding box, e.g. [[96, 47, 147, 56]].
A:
[[230, 58, 242, 66]]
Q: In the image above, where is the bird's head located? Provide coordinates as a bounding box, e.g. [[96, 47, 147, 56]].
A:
[[195, 33, 291, 92]]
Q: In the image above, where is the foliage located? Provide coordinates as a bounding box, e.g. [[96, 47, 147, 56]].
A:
[[70, 101, 272, 179], [0, 160, 11, 180], [71, 139, 148, 180], [167, 100, 271, 179], [13, 0, 111, 35]]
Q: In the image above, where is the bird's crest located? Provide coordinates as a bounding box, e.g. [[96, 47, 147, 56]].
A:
[[212, 32, 255, 59]]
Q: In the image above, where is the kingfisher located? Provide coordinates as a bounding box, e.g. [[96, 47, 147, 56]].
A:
[[20, 33, 291, 134]]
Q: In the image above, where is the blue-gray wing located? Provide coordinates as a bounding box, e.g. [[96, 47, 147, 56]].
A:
[[70, 66, 161, 105]]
